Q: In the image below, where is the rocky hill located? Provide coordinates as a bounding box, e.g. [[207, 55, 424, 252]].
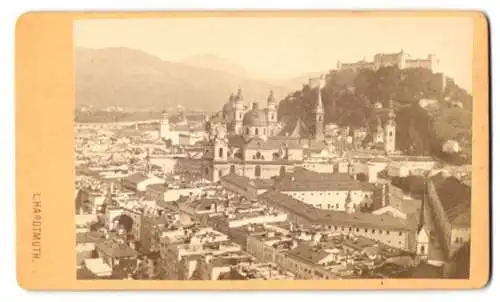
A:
[[277, 66, 472, 163]]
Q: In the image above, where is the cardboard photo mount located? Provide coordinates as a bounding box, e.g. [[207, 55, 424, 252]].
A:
[[15, 11, 490, 290]]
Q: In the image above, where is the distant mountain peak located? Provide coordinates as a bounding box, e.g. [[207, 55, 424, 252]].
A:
[[75, 47, 289, 112]]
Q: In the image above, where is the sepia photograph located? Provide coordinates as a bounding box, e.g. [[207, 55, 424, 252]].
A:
[[73, 16, 474, 281]]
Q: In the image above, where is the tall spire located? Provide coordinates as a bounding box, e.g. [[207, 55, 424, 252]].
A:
[[314, 74, 325, 140], [315, 74, 325, 114]]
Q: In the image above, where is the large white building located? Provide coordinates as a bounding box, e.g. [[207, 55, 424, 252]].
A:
[[272, 167, 374, 212], [202, 78, 331, 182]]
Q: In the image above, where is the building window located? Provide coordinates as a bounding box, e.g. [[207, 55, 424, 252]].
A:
[[379, 230, 383, 234], [389, 131, 393, 137], [398, 232, 402, 236], [218, 170, 223, 177], [420, 245, 426, 254], [349, 227, 352, 232], [335, 204, 339, 209], [386, 231, 390, 235], [218, 148, 224, 158], [230, 165, 236, 174], [271, 113, 275, 120], [264, 128, 267, 135], [255, 128, 259, 135], [239, 113, 243, 119], [356, 228, 359, 232], [255, 165, 261, 177], [280, 166, 286, 177], [372, 229, 375, 234], [365, 228, 368, 233]]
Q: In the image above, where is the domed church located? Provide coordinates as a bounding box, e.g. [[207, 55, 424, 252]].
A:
[[218, 88, 282, 138], [202, 78, 330, 182]]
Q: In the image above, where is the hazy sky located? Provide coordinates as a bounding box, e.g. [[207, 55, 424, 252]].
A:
[[74, 17, 473, 91]]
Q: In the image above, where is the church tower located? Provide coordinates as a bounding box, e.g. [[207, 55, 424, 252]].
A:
[[384, 99, 397, 154], [314, 75, 325, 141], [160, 109, 171, 139], [234, 88, 245, 135], [267, 90, 278, 135]]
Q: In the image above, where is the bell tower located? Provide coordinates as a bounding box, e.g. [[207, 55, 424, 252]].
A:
[[267, 90, 277, 135], [384, 99, 397, 154], [234, 88, 245, 135], [160, 108, 170, 139]]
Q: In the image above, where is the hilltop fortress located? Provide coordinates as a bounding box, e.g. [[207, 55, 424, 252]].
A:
[[337, 49, 439, 73]]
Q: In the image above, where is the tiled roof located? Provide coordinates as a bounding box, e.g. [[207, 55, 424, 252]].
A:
[[259, 191, 413, 231], [146, 183, 166, 192], [278, 118, 311, 138], [97, 239, 138, 259], [77, 231, 106, 244], [221, 173, 256, 189], [430, 173, 471, 227], [252, 179, 274, 189], [286, 243, 330, 264], [245, 136, 302, 150], [273, 168, 365, 192], [124, 173, 148, 185], [221, 173, 274, 191]]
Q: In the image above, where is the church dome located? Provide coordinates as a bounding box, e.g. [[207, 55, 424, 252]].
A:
[[243, 102, 268, 127]]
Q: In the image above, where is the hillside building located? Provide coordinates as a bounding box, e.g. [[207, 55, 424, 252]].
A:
[[337, 50, 439, 73]]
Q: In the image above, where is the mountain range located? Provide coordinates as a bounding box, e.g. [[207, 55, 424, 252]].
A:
[[75, 47, 316, 112]]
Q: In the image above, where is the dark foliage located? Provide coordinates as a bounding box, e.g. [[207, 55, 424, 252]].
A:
[[277, 67, 472, 162]]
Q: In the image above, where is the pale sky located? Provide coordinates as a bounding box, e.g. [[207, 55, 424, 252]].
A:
[[74, 17, 473, 91]]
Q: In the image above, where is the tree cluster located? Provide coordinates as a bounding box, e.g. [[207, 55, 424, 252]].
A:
[[277, 66, 472, 163]]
